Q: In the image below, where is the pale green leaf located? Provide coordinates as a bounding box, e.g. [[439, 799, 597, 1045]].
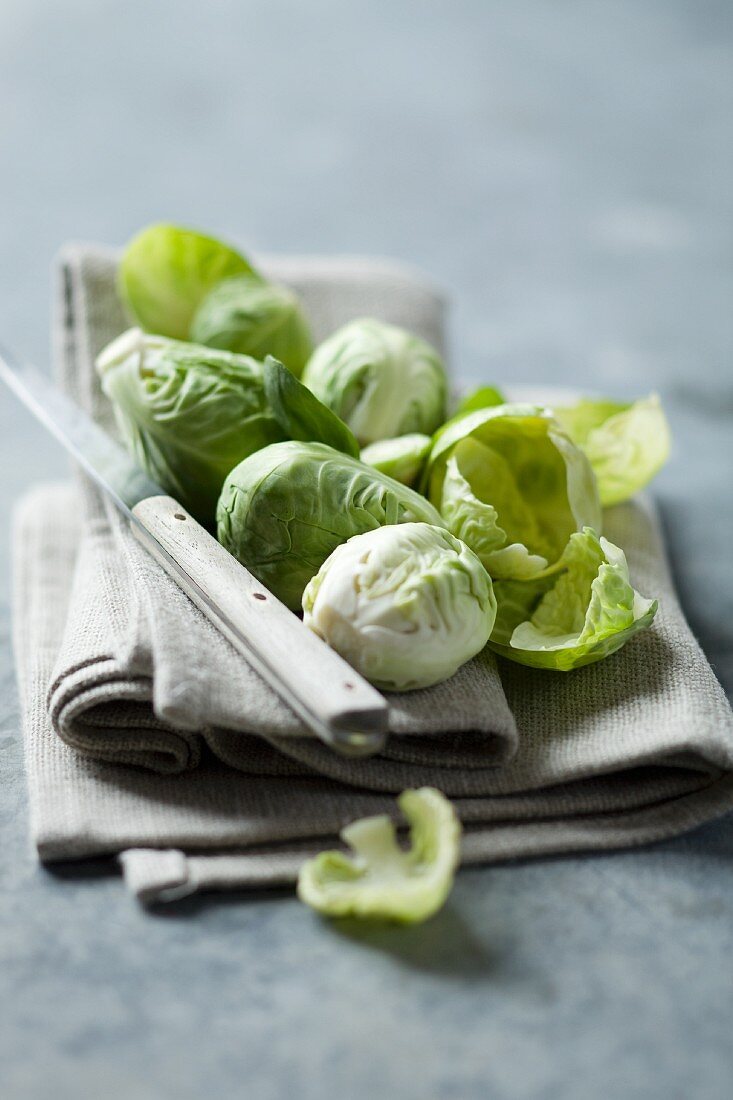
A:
[[297, 788, 461, 923]]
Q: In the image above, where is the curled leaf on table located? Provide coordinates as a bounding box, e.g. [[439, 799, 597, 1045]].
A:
[[297, 788, 461, 923], [426, 404, 601, 582], [490, 527, 658, 671], [302, 318, 447, 445]]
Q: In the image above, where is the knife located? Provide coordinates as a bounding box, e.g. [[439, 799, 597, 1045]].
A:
[[0, 349, 390, 758]]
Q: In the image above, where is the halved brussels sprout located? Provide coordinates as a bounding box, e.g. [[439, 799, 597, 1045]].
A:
[[303, 523, 496, 691], [426, 404, 601, 581], [96, 328, 283, 525], [360, 433, 432, 487], [297, 787, 461, 923], [490, 527, 657, 670], [118, 223, 257, 339], [216, 441, 444, 610], [554, 394, 671, 507], [190, 275, 313, 377], [302, 318, 447, 445]]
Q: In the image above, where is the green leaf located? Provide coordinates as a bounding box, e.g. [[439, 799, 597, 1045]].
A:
[[454, 385, 506, 416], [297, 788, 462, 923], [426, 404, 601, 581], [441, 450, 550, 579], [118, 223, 258, 340], [554, 394, 671, 506], [263, 356, 359, 457], [490, 527, 658, 670]]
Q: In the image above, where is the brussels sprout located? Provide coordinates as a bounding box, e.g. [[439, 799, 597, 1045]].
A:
[[118, 223, 257, 339], [425, 404, 601, 581], [360, 433, 431, 487], [190, 275, 313, 377], [554, 394, 671, 507], [297, 787, 461, 923], [490, 527, 657, 670], [303, 523, 496, 691], [96, 328, 283, 525], [301, 318, 447, 445], [217, 441, 444, 610]]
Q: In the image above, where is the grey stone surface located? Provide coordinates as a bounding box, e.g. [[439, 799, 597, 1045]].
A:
[[0, 2, 731, 1098]]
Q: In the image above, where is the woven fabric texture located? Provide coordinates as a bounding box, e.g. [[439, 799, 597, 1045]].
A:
[[11, 245, 733, 902]]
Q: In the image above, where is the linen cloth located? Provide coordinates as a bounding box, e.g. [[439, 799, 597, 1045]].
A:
[[12, 244, 733, 903]]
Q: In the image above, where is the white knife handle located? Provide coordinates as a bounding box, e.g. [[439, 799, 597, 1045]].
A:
[[130, 495, 389, 757]]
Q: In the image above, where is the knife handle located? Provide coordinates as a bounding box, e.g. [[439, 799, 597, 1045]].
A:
[[130, 495, 389, 758]]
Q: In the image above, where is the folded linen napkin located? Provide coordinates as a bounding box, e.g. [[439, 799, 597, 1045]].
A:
[[12, 244, 733, 903]]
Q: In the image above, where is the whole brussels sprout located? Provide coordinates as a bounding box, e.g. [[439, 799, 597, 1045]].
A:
[[96, 328, 284, 525], [216, 441, 444, 610], [190, 275, 313, 377], [118, 223, 257, 340], [301, 318, 448, 445], [426, 404, 601, 581], [302, 523, 496, 691]]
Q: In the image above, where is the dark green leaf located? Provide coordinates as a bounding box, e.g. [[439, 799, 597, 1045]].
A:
[[263, 356, 360, 457]]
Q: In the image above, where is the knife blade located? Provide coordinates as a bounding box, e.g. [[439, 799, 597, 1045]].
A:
[[0, 349, 389, 757]]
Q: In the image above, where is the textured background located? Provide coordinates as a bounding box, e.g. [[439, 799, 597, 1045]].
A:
[[1, 2, 731, 1098]]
